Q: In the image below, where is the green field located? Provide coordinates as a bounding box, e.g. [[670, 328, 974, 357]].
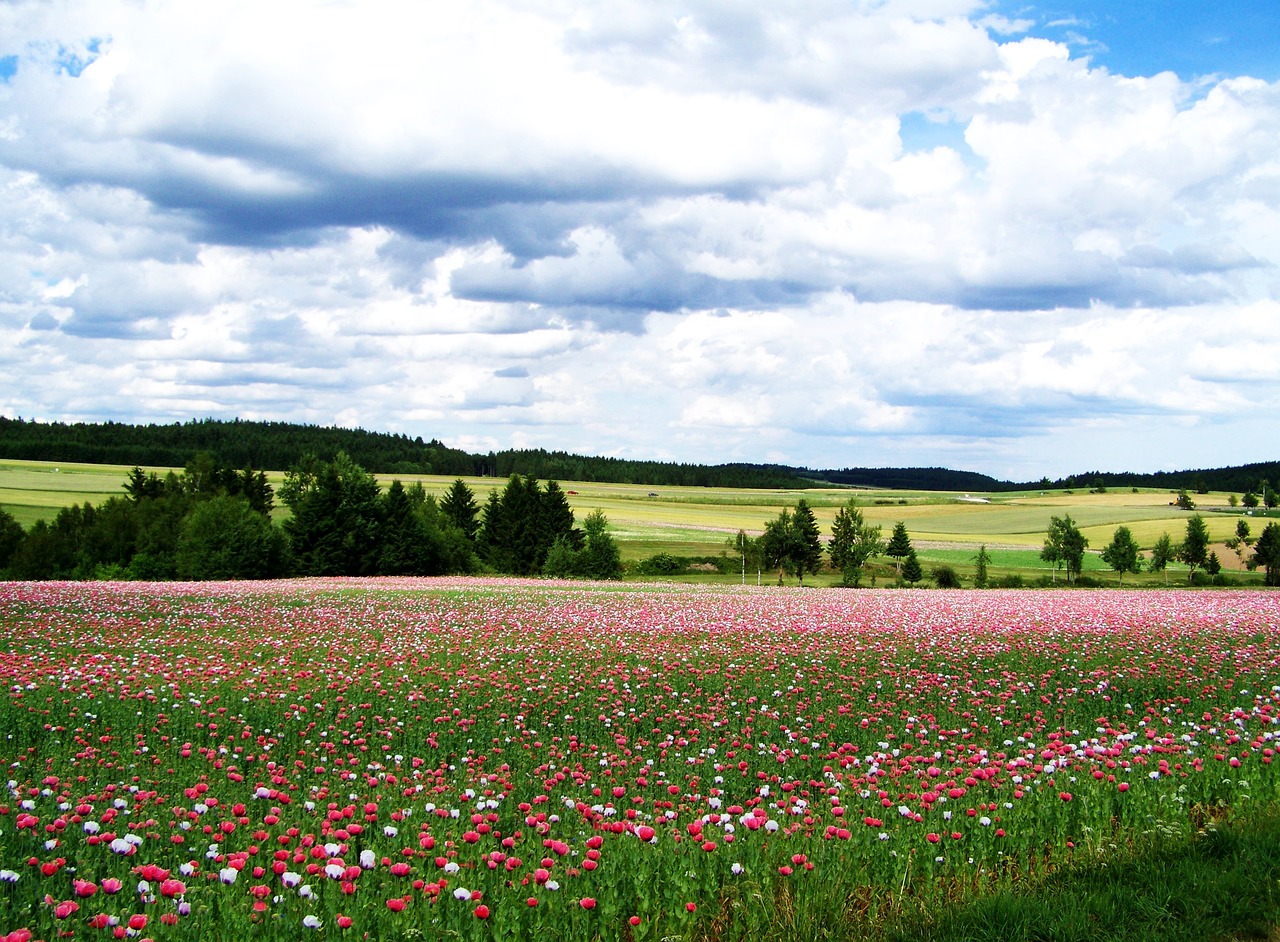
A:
[[2, 458, 1274, 585]]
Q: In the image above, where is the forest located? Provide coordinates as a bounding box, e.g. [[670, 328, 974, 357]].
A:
[[0, 417, 811, 489], [2, 416, 1277, 494], [0, 452, 622, 583]]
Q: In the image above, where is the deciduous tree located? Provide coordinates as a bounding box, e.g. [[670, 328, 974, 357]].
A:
[[176, 495, 286, 581], [1149, 532, 1174, 586], [1042, 515, 1087, 584], [1178, 514, 1210, 582], [1100, 525, 1141, 585]]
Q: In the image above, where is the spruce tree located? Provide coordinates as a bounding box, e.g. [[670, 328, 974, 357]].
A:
[[885, 522, 912, 576], [791, 499, 824, 585], [440, 479, 481, 542], [901, 549, 923, 585]]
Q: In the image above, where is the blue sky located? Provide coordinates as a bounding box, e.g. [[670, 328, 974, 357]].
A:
[[1004, 1, 1280, 81], [0, 1, 1277, 482]]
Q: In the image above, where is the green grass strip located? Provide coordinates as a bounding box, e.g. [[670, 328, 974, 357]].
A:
[[881, 810, 1280, 942]]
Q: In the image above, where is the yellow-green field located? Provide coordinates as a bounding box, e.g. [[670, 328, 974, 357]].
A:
[[1, 458, 1272, 585]]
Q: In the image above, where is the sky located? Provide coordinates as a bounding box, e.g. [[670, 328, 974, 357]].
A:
[[1, 1, 1277, 482]]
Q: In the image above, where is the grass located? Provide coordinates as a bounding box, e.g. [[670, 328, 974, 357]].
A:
[[881, 808, 1280, 942]]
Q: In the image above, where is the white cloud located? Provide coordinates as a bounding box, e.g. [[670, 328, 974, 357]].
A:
[[0, 0, 1277, 478]]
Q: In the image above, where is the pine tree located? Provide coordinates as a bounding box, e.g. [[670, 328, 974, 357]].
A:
[[828, 499, 884, 586], [901, 549, 923, 585], [885, 522, 913, 576], [439, 479, 480, 542], [791, 500, 824, 585]]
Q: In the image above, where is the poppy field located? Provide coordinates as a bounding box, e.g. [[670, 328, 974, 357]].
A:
[[1, 579, 1278, 941]]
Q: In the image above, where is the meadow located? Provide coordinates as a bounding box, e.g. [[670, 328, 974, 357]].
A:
[[1, 579, 1278, 941], [1, 459, 1271, 586]]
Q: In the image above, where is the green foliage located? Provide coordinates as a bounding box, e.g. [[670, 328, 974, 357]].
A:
[[791, 500, 823, 584], [885, 521, 913, 576], [828, 499, 885, 587], [1042, 514, 1088, 584], [375, 480, 439, 576], [760, 502, 823, 585], [439, 478, 480, 542], [1175, 489, 1196, 510], [281, 453, 382, 576], [1148, 532, 1174, 585], [1100, 525, 1142, 585], [0, 508, 22, 573], [1253, 522, 1280, 586], [901, 549, 923, 585], [883, 810, 1280, 942], [760, 508, 795, 584], [577, 509, 622, 580], [728, 529, 762, 584], [541, 536, 580, 578], [931, 564, 961, 589], [176, 495, 287, 580], [478, 474, 581, 575], [972, 544, 991, 588], [1178, 514, 1210, 581], [636, 552, 684, 576]]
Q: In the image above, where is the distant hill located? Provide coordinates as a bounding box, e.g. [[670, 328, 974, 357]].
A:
[[819, 467, 1010, 492], [0, 417, 810, 489], [1039, 465, 1280, 497], [0, 416, 1274, 494]]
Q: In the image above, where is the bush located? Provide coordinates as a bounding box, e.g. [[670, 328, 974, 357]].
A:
[[636, 553, 684, 576], [993, 574, 1024, 589], [931, 565, 962, 589]]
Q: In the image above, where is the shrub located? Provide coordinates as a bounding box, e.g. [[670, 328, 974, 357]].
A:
[[636, 553, 683, 576], [993, 574, 1024, 589], [931, 565, 962, 589]]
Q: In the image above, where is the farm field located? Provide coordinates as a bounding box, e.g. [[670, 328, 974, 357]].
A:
[[1, 579, 1278, 941], [1, 459, 1273, 585]]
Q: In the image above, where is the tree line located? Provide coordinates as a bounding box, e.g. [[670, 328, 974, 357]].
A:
[[729, 500, 928, 587], [0, 417, 812, 489], [6, 415, 1277, 495], [1091, 514, 1280, 587], [726, 502, 1280, 588], [0, 453, 622, 582]]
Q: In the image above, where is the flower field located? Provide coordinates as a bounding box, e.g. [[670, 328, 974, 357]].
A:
[[2, 579, 1278, 941]]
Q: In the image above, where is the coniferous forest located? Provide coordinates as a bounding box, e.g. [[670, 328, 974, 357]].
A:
[[3, 416, 1276, 493]]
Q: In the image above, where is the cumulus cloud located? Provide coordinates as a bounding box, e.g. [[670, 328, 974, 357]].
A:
[[0, 0, 1277, 478]]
